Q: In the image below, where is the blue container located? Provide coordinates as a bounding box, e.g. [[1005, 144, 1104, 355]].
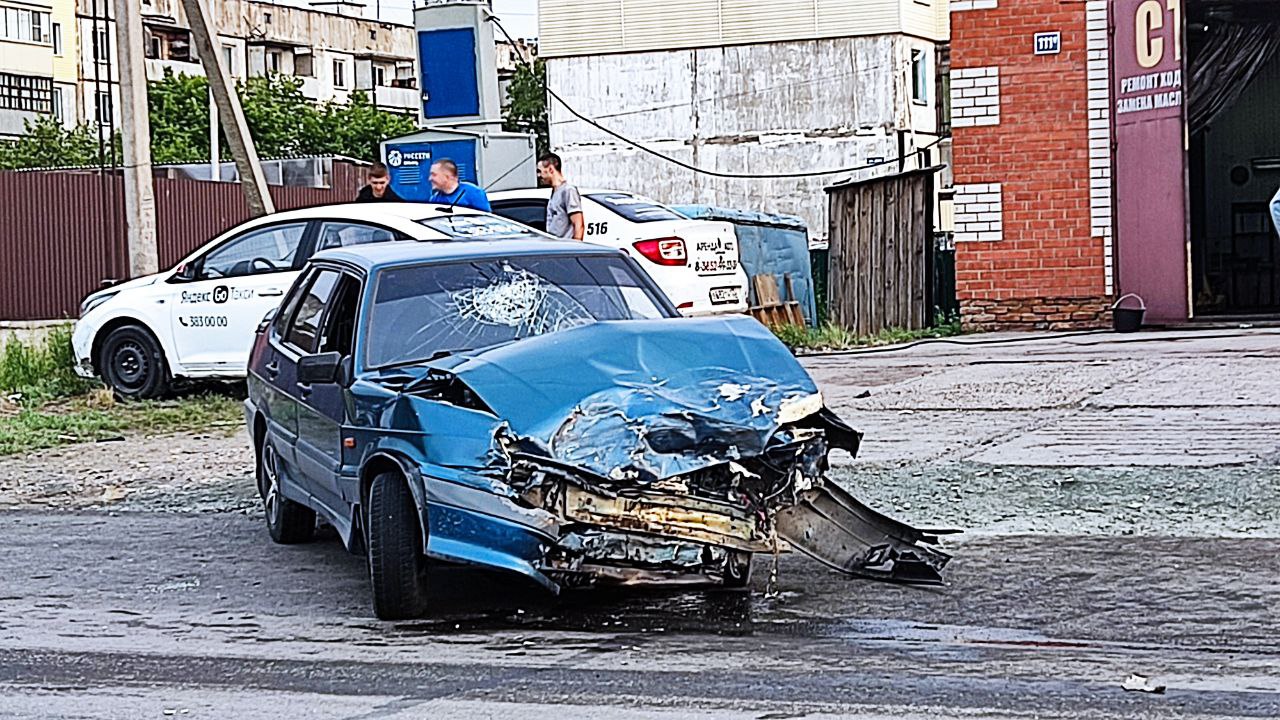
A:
[[674, 205, 815, 325]]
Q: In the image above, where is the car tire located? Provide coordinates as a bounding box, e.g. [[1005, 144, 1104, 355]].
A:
[[98, 325, 170, 399], [722, 550, 753, 589], [367, 471, 429, 620], [258, 436, 316, 544]]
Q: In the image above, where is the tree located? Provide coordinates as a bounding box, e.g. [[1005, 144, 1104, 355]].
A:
[[0, 116, 115, 170], [503, 59, 549, 156], [148, 69, 211, 164], [2, 72, 415, 170], [316, 91, 416, 161], [234, 73, 324, 158]]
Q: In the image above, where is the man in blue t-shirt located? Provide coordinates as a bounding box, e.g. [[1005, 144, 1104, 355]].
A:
[[1271, 184, 1280, 239], [427, 158, 491, 211]]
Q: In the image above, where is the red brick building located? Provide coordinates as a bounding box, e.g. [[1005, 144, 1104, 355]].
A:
[[949, 0, 1280, 330]]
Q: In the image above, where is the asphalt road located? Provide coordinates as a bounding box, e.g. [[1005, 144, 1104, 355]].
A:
[[4, 328, 1278, 718], [1, 510, 1277, 719]]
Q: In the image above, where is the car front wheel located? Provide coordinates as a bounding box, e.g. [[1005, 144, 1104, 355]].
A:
[[367, 471, 429, 620], [258, 436, 316, 544], [98, 325, 169, 399]]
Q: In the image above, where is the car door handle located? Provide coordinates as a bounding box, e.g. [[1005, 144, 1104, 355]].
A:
[[265, 361, 279, 378], [298, 382, 312, 398], [260, 288, 284, 297]]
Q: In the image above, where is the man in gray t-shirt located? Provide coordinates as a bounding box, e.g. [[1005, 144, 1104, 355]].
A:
[[538, 152, 585, 240]]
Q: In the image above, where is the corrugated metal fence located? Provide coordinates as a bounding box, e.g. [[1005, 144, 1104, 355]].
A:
[[1, 164, 363, 320]]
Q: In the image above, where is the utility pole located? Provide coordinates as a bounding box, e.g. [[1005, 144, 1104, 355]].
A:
[[181, 0, 274, 215], [111, 0, 158, 277]]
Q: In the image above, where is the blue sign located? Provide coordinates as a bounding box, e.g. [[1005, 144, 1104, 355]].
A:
[[384, 139, 479, 202], [1034, 32, 1061, 55]]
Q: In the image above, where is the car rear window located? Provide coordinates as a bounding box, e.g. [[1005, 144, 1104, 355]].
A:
[[417, 214, 542, 239], [586, 193, 686, 223], [366, 255, 672, 369]]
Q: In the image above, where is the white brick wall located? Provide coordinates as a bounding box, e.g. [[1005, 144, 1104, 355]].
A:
[[951, 0, 997, 10], [951, 67, 1000, 127], [953, 183, 1003, 242], [1085, 0, 1113, 293]]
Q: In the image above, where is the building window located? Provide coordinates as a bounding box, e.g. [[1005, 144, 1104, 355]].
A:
[[263, 10, 272, 24], [94, 28, 111, 62], [147, 33, 162, 59], [51, 22, 62, 54], [0, 72, 54, 113], [221, 44, 234, 71], [375, 65, 387, 87], [51, 87, 63, 121], [96, 90, 112, 124], [911, 49, 929, 105], [295, 50, 313, 77], [333, 59, 346, 88], [267, 49, 281, 74], [1, 7, 52, 44]]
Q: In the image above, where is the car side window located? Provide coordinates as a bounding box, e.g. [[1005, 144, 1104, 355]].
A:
[[491, 200, 549, 232], [200, 222, 308, 280], [283, 269, 341, 353], [317, 275, 361, 358], [316, 221, 403, 251]]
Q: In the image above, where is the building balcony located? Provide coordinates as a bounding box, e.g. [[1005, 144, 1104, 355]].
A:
[[145, 57, 203, 81], [373, 85, 418, 110]]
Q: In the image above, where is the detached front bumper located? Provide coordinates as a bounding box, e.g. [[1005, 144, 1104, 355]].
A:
[[70, 319, 99, 378]]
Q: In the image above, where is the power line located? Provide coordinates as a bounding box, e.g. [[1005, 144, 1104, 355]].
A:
[[486, 13, 942, 181]]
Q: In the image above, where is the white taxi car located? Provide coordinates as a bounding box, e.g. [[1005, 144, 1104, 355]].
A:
[[72, 203, 542, 398], [488, 188, 749, 316]]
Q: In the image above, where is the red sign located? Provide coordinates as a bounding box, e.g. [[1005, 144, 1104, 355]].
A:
[[1112, 0, 1189, 322]]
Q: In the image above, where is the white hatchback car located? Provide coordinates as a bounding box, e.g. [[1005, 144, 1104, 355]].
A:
[[488, 188, 749, 316], [72, 203, 544, 398]]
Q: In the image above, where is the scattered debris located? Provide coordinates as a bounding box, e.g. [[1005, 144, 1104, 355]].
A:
[[1121, 674, 1166, 694]]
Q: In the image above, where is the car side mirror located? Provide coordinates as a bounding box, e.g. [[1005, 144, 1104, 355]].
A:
[[174, 262, 197, 282], [298, 351, 344, 385]]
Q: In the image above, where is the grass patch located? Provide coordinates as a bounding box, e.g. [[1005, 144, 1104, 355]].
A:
[[0, 325, 95, 404], [0, 328, 243, 456], [774, 317, 963, 352]]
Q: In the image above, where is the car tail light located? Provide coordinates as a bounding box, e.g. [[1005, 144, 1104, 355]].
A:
[[632, 237, 687, 266]]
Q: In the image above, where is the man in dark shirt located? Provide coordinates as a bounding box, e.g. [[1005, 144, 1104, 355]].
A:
[[355, 162, 403, 202]]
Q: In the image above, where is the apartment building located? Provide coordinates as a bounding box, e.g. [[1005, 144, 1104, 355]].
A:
[[0, 0, 78, 138], [77, 0, 419, 129]]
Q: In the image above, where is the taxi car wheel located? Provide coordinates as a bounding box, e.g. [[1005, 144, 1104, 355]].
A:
[[99, 326, 170, 400], [722, 550, 753, 589], [258, 437, 316, 544], [367, 471, 429, 620]]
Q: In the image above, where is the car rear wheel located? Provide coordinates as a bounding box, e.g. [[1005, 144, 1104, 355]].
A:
[[722, 550, 752, 589], [367, 471, 429, 620], [258, 437, 316, 544], [99, 325, 169, 399]]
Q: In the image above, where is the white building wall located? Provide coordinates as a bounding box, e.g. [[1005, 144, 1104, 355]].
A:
[[548, 35, 940, 240]]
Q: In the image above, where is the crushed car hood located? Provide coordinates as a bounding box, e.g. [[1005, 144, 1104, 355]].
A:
[[375, 315, 952, 587], [427, 316, 825, 480]]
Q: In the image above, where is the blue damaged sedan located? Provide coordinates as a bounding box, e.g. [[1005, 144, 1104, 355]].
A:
[[245, 238, 952, 619]]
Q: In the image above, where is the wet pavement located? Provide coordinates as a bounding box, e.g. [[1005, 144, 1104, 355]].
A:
[[2, 328, 1279, 717]]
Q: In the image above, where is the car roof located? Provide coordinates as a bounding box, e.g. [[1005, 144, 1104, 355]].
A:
[[262, 202, 484, 224], [312, 236, 623, 272], [488, 187, 635, 200]]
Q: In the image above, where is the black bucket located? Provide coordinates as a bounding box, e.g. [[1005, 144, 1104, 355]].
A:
[[1112, 293, 1145, 333]]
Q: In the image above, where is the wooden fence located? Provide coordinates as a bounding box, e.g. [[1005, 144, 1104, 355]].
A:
[[825, 166, 939, 335]]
